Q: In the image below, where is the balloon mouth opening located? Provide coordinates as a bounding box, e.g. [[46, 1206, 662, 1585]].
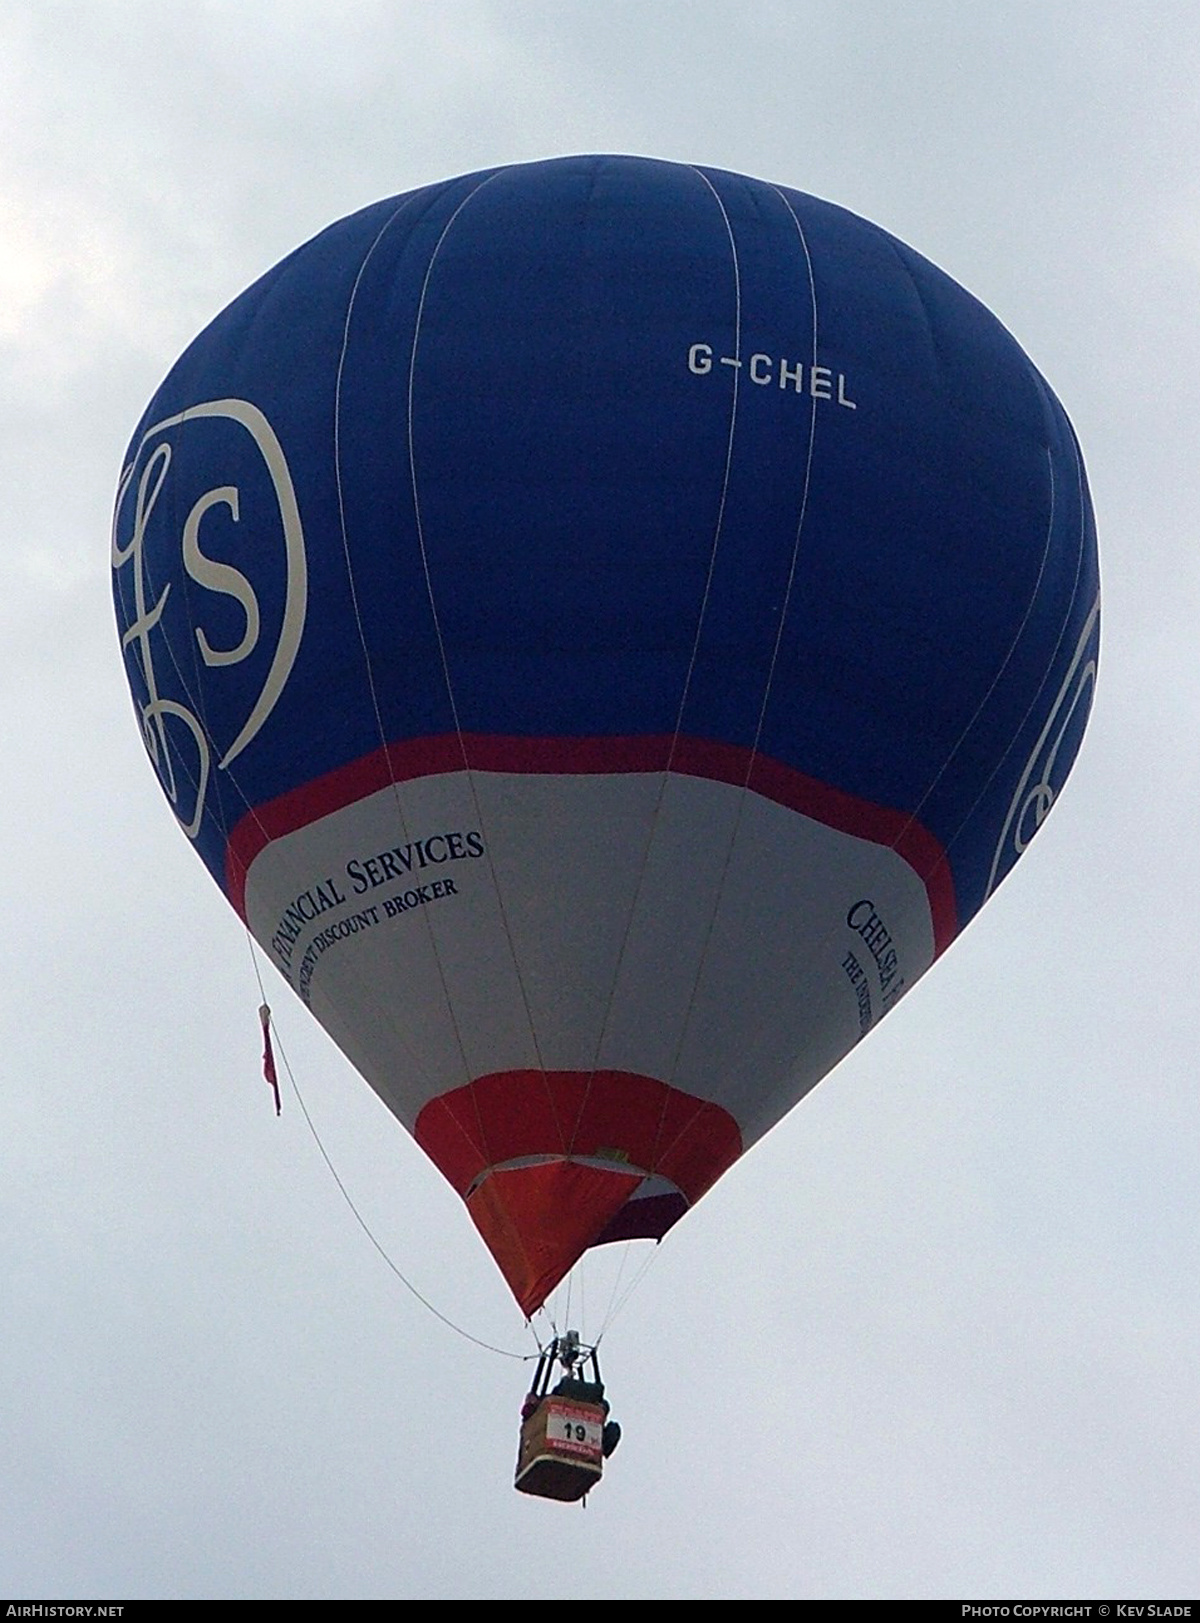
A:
[[466, 1158, 648, 1315], [464, 1152, 653, 1198], [468, 1157, 690, 1245], [414, 1067, 744, 1314]]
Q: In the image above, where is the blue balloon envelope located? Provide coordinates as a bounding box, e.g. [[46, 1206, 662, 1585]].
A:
[[113, 157, 1098, 1314]]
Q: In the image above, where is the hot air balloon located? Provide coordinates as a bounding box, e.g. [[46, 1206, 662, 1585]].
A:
[[112, 156, 1098, 1324]]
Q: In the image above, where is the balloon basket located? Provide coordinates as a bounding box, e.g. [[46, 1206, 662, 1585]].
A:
[[514, 1396, 605, 1502]]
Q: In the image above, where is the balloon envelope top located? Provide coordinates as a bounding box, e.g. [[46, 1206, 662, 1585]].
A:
[[113, 156, 1098, 1316]]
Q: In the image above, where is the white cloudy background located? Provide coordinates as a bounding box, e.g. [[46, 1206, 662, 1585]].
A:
[[3, 0, 1196, 1600]]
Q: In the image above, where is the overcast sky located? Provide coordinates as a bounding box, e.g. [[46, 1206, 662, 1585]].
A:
[[3, 1, 1198, 1601]]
